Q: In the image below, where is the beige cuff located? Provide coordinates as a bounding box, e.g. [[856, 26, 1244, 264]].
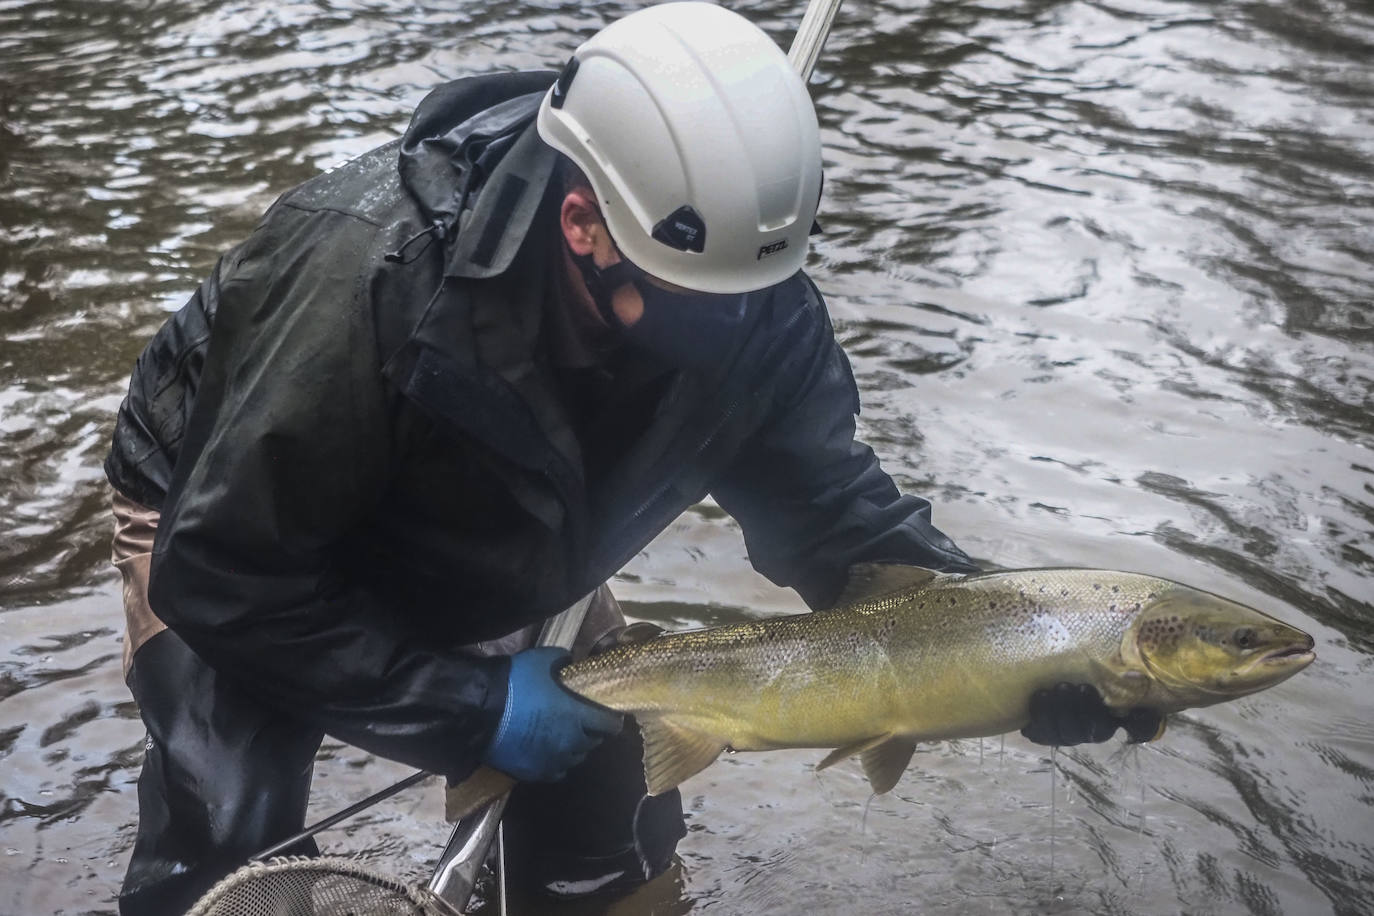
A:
[[111, 489, 166, 679]]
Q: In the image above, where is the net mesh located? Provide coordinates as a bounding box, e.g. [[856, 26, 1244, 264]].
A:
[[185, 856, 464, 916]]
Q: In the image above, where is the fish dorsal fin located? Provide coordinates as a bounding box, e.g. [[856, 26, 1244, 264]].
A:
[[816, 733, 892, 771], [639, 717, 726, 796], [860, 736, 918, 794], [834, 563, 943, 608]]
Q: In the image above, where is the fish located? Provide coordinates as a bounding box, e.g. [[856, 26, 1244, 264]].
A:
[[444, 564, 1314, 819], [558, 564, 1316, 797]]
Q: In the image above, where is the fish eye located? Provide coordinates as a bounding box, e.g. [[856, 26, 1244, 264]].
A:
[[1233, 627, 1257, 650]]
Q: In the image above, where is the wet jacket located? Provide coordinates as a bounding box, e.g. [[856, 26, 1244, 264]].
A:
[[104, 71, 976, 782]]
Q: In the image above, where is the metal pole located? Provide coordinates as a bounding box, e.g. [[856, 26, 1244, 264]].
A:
[[788, 0, 846, 82], [251, 769, 431, 862], [427, 795, 509, 908], [426, 590, 596, 909]]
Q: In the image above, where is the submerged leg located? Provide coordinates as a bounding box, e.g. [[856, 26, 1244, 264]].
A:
[[119, 629, 324, 915], [501, 720, 685, 899]]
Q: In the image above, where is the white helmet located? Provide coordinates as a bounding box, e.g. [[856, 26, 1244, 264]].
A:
[[536, 2, 823, 295]]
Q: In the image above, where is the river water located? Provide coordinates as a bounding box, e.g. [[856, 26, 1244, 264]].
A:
[[1, 0, 1370, 913]]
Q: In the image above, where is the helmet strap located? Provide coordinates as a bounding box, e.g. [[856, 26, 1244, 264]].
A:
[[566, 245, 641, 331]]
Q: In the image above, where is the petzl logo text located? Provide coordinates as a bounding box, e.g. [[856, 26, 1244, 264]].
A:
[[757, 239, 789, 260]]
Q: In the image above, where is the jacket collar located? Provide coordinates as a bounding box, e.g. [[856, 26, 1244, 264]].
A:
[[398, 70, 558, 276], [386, 74, 584, 534], [445, 122, 559, 279]]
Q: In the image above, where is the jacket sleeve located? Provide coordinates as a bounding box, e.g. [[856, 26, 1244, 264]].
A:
[[147, 201, 506, 781], [711, 279, 978, 610], [105, 247, 235, 510]]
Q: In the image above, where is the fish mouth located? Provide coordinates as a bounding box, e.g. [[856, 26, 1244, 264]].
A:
[[1221, 638, 1315, 694], [1261, 645, 1315, 666], [1260, 633, 1316, 668]]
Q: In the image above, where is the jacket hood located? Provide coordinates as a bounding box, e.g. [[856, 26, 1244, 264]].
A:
[[398, 71, 561, 278]]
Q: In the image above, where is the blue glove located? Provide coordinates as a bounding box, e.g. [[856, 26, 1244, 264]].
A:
[[483, 647, 623, 782]]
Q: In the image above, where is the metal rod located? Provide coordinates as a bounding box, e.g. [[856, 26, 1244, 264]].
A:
[[536, 591, 595, 649], [497, 822, 508, 916], [427, 792, 509, 906], [788, 0, 845, 82], [427, 590, 597, 909], [251, 769, 430, 862]]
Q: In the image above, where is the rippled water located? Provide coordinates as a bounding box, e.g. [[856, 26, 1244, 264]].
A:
[[1, 0, 1371, 913]]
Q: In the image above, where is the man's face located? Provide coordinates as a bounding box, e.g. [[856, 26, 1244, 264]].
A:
[[556, 187, 757, 375]]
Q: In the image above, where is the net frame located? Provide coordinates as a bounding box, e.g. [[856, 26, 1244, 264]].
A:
[[185, 855, 464, 916]]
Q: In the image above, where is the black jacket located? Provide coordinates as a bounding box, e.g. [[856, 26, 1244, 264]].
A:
[[105, 71, 976, 782]]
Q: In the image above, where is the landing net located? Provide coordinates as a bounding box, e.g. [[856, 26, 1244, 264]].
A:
[[185, 856, 462, 916]]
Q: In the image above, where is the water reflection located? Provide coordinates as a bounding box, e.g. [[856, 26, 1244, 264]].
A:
[[1, 0, 1371, 912]]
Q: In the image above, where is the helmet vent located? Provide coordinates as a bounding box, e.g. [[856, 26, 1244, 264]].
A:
[[551, 57, 579, 110], [651, 205, 706, 253]]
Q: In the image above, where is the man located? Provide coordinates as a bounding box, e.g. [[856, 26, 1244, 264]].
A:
[[106, 4, 1156, 913]]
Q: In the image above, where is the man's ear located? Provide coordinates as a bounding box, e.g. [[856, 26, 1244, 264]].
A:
[[560, 188, 602, 256]]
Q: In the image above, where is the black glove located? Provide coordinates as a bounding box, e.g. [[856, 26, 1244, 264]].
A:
[[1021, 683, 1163, 747]]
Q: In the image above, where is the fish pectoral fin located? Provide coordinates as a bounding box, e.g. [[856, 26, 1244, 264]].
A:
[[834, 564, 945, 608], [444, 766, 517, 822], [816, 733, 893, 771], [639, 717, 726, 796], [860, 736, 918, 794], [815, 734, 918, 793]]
